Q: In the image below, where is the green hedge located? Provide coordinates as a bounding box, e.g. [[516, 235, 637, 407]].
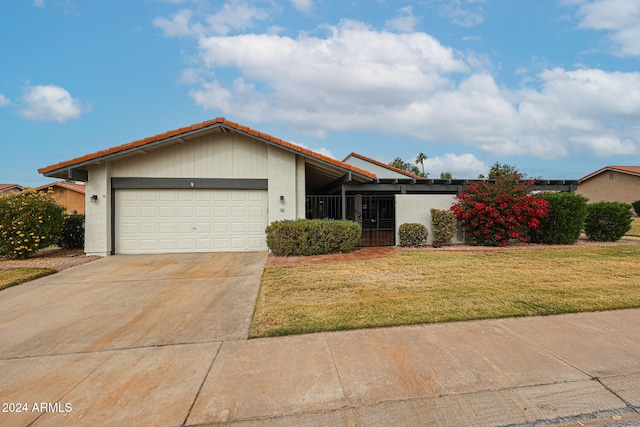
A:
[[632, 200, 640, 217], [430, 209, 457, 247], [530, 192, 589, 245], [398, 223, 428, 247], [266, 219, 361, 256], [58, 214, 85, 249], [584, 202, 633, 242]]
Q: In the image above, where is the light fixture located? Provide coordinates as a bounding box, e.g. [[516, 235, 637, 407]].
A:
[[279, 195, 285, 203], [90, 195, 98, 202]]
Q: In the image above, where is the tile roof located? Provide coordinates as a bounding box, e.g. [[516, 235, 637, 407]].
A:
[[35, 182, 86, 194], [342, 152, 423, 179], [39, 117, 376, 180], [0, 184, 23, 192], [580, 166, 640, 182]]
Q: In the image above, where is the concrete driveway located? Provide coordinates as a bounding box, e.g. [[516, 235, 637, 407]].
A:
[[0, 252, 266, 426]]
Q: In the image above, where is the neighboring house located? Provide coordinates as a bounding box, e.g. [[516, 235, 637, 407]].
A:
[[577, 166, 640, 206], [34, 182, 85, 214], [39, 118, 578, 256], [343, 152, 422, 179], [0, 184, 25, 195]]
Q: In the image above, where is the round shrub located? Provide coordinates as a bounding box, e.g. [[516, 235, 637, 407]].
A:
[[0, 190, 65, 259], [266, 219, 361, 256], [584, 202, 633, 242], [430, 209, 457, 247], [632, 200, 640, 217], [398, 223, 428, 247], [58, 214, 85, 249], [530, 192, 589, 245]]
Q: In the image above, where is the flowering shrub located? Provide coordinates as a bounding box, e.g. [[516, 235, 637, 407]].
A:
[[0, 189, 65, 259], [430, 209, 457, 246], [398, 223, 428, 247], [450, 179, 549, 246]]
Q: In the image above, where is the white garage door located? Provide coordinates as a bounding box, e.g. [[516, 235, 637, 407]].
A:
[[115, 189, 268, 254]]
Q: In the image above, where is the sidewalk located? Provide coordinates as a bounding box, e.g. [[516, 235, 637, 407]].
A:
[[10, 308, 639, 426]]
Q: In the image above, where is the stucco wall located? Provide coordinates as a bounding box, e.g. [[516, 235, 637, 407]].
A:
[[84, 163, 112, 257], [395, 194, 462, 245], [267, 145, 299, 223], [577, 171, 640, 205]]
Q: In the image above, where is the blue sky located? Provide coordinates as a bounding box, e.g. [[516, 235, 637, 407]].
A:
[[1, 0, 639, 186]]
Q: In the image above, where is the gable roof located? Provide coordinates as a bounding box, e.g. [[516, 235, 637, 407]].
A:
[[580, 166, 640, 182], [0, 184, 24, 192], [35, 182, 85, 194], [342, 152, 422, 179], [39, 117, 375, 181]]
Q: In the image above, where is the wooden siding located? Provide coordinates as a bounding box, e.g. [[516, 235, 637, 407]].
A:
[[110, 132, 268, 179]]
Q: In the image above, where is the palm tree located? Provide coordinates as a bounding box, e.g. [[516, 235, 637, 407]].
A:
[[415, 152, 427, 176]]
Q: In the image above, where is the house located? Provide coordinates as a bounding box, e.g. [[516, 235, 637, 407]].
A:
[[577, 166, 640, 206], [0, 184, 25, 195], [34, 182, 85, 214], [39, 118, 578, 256], [343, 152, 422, 179]]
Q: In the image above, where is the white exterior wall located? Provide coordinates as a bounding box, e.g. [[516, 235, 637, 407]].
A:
[[111, 132, 268, 179], [84, 163, 112, 257], [296, 156, 306, 218], [267, 145, 299, 224], [344, 156, 409, 179], [395, 194, 462, 245]]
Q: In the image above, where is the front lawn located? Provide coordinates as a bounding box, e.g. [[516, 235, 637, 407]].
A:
[[0, 268, 57, 291], [250, 244, 640, 337], [627, 218, 640, 237]]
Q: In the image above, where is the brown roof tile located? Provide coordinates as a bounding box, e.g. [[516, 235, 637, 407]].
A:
[[38, 118, 376, 179], [343, 152, 422, 179], [580, 165, 640, 181]]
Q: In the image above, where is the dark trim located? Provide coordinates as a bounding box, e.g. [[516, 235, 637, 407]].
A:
[[111, 177, 268, 190], [68, 168, 88, 182], [110, 187, 116, 255]]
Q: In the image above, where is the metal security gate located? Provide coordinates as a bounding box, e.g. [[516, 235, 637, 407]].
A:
[[305, 194, 395, 247]]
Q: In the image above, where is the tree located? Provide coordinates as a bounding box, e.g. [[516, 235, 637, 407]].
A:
[[389, 157, 425, 178], [416, 152, 427, 176], [440, 171, 453, 180], [450, 178, 549, 246], [488, 162, 523, 180]]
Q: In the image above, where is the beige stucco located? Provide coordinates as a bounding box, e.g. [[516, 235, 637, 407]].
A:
[[83, 130, 307, 256], [49, 187, 85, 214], [395, 194, 463, 245], [577, 171, 640, 205], [84, 163, 112, 257]]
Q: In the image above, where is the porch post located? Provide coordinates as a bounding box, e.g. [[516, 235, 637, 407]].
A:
[[341, 184, 346, 219]]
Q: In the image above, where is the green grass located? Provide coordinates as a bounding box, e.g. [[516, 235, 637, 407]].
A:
[[250, 244, 640, 338], [0, 268, 57, 291]]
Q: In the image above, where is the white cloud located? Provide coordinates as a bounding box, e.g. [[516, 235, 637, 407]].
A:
[[423, 153, 488, 179], [0, 94, 10, 106], [386, 6, 419, 33], [33, 0, 44, 7], [154, 1, 269, 37], [433, 0, 487, 27], [158, 9, 640, 161], [290, 0, 313, 14], [568, 0, 640, 56], [19, 84, 91, 122]]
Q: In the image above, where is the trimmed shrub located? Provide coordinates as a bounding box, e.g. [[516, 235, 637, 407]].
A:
[[584, 202, 633, 242], [266, 219, 361, 256], [530, 192, 589, 245], [398, 223, 428, 247], [451, 178, 549, 246], [0, 189, 65, 259], [632, 200, 640, 217], [58, 214, 85, 249], [430, 209, 457, 247]]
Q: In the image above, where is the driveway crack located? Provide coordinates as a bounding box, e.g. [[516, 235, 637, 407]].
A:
[[181, 340, 223, 427]]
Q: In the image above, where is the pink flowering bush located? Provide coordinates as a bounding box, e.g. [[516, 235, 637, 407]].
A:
[[450, 179, 549, 247]]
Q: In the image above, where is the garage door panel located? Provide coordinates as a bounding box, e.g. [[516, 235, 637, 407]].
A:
[[115, 189, 268, 254]]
